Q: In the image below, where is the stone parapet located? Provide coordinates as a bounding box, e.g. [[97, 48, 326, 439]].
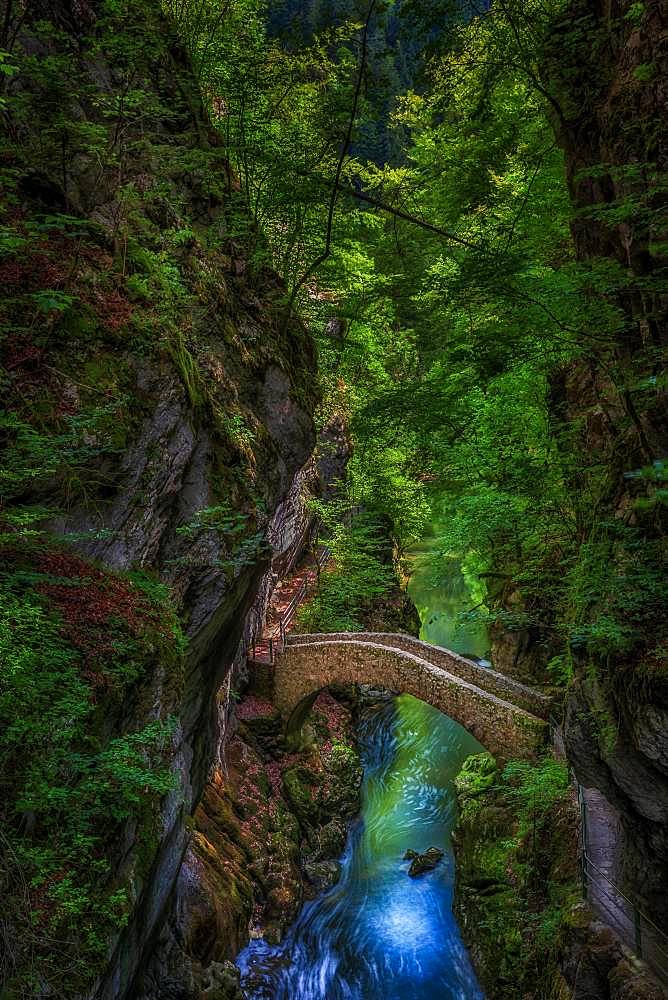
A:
[[287, 632, 552, 719], [275, 639, 547, 762]]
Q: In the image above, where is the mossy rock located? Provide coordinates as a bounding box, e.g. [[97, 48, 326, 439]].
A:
[[455, 752, 498, 799], [282, 766, 320, 827], [240, 714, 283, 747], [327, 683, 359, 709], [266, 830, 299, 863], [323, 744, 363, 817], [270, 801, 301, 843], [199, 960, 246, 1000], [312, 819, 348, 860], [303, 859, 342, 895]]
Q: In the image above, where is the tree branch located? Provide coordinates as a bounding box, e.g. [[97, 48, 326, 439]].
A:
[[336, 185, 487, 252], [283, 0, 377, 326]]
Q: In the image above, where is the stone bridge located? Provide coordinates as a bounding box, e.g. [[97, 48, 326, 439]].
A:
[[267, 632, 552, 762]]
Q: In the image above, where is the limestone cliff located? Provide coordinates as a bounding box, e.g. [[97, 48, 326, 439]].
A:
[[539, 0, 667, 931], [0, 1, 317, 996]]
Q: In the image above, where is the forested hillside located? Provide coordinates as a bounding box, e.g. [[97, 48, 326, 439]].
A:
[[0, 0, 665, 998]]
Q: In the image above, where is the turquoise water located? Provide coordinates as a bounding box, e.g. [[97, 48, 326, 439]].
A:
[[407, 522, 490, 662], [236, 521, 486, 998], [237, 697, 483, 999]]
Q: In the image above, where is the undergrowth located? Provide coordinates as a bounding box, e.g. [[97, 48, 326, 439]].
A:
[[295, 500, 395, 633], [454, 752, 579, 998], [0, 540, 186, 995]]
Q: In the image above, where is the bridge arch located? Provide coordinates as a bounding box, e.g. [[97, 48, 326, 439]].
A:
[[272, 635, 549, 762]]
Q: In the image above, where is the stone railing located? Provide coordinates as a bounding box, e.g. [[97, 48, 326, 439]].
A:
[[286, 631, 552, 720]]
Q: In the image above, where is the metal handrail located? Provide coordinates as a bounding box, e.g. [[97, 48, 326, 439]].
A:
[[247, 541, 333, 665], [582, 861, 668, 975], [583, 853, 668, 953], [550, 716, 668, 982]]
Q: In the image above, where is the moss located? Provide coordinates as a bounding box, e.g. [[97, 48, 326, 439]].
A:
[[455, 751, 497, 798], [167, 325, 206, 408], [453, 753, 580, 999], [0, 538, 186, 996], [282, 766, 319, 827]]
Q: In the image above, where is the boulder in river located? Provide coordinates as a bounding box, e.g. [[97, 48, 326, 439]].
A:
[[403, 846, 445, 876]]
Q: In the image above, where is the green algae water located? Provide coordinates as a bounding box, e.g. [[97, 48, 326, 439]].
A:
[[237, 697, 484, 999], [407, 515, 490, 663], [237, 518, 486, 998]]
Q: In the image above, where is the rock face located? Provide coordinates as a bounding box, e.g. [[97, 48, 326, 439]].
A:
[[559, 906, 667, 1000], [538, 0, 668, 932], [0, 3, 318, 997], [229, 414, 351, 692], [490, 604, 560, 687], [131, 406, 358, 997], [563, 680, 668, 932], [316, 414, 353, 501], [227, 456, 320, 694], [136, 690, 363, 1000]]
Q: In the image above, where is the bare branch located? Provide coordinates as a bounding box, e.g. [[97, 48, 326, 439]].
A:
[[337, 185, 487, 252], [283, 0, 378, 326]]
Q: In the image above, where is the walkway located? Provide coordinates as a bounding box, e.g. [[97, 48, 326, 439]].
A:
[[579, 786, 668, 985], [552, 720, 668, 986], [244, 544, 331, 665]]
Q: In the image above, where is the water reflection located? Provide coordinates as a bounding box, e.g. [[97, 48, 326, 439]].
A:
[[407, 523, 489, 661], [236, 697, 484, 999]]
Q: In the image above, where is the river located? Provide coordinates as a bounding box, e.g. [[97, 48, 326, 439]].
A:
[[407, 516, 490, 663], [236, 521, 486, 998]]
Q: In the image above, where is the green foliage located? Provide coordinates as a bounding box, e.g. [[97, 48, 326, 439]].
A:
[[30, 289, 77, 314], [563, 526, 666, 660], [0, 543, 184, 993], [455, 752, 579, 997], [167, 0, 360, 290], [163, 0, 665, 686], [502, 758, 570, 817], [454, 752, 497, 800], [625, 2, 646, 22], [0, 407, 125, 512], [633, 62, 656, 82], [0, 48, 18, 109], [176, 505, 250, 538], [546, 654, 574, 686], [296, 500, 395, 632], [175, 504, 268, 577]]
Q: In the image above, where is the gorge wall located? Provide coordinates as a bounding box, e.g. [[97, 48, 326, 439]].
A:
[[541, 0, 668, 930], [483, 0, 667, 937], [0, 2, 319, 996], [452, 754, 665, 1000]]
